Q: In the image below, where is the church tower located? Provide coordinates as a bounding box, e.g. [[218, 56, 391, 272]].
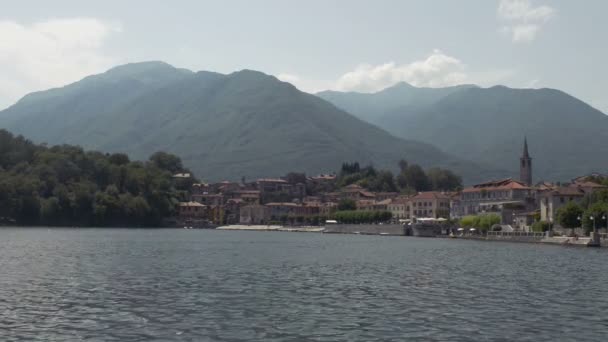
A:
[[520, 137, 532, 186]]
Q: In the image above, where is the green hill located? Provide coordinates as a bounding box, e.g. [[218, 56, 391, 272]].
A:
[[318, 83, 608, 181], [0, 62, 503, 183]]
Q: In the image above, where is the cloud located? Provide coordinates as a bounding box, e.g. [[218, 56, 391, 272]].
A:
[[0, 18, 121, 109], [276, 73, 301, 85], [278, 50, 513, 93], [498, 0, 556, 43], [333, 50, 468, 92]]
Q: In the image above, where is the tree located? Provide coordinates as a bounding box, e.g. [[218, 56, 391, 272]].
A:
[[556, 201, 583, 231], [582, 202, 608, 233], [149, 152, 184, 173], [400, 164, 430, 191], [338, 198, 357, 211], [0, 129, 185, 227], [531, 221, 551, 232], [459, 214, 500, 233], [398, 159, 408, 173], [427, 167, 462, 191]]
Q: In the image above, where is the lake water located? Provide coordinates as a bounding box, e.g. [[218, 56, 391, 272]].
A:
[[1, 228, 607, 341]]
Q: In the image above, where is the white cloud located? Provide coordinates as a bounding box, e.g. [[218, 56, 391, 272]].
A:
[[0, 18, 121, 109], [278, 50, 513, 93], [276, 73, 301, 84], [498, 0, 555, 43], [333, 50, 468, 92]]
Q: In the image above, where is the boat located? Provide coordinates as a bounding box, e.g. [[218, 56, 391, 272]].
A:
[[411, 218, 443, 237]]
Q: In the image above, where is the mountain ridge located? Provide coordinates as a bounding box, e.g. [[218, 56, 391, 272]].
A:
[[318, 82, 608, 181], [0, 62, 504, 183]]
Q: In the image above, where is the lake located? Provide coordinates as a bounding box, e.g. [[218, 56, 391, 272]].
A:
[[1, 228, 607, 341]]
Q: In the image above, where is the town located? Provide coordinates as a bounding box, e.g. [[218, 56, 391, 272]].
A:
[[176, 138, 608, 245]]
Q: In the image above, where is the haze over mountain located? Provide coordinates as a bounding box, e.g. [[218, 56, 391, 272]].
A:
[[0, 62, 502, 183], [318, 83, 608, 182]]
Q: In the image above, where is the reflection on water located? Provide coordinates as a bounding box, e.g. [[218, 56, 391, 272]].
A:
[[1, 228, 607, 341]]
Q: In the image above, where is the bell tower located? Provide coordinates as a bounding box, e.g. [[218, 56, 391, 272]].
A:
[[520, 137, 532, 186]]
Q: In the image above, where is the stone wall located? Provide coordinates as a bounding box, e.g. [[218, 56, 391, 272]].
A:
[[323, 224, 405, 236]]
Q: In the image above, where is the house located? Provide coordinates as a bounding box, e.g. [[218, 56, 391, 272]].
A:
[[178, 201, 207, 218], [257, 178, 306, 200], [571, 180, 607, 195], [449, 193, 464, 219], [387, 197, 410, 220], [239, 205, 271, 225], [266, 202, 299, 220], [230, 190, 261, 205], [539, 186, 585, 224], [340, 184, 376, 201], [460, 178, 536, 223], [191, 193, 224, 206], [319, 202, 337, 216], [293, 203, 320, 217], [410, 192, 451, 219]]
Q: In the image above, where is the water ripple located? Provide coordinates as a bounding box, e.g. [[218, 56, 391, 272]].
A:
[[1, 229, 607, 341]]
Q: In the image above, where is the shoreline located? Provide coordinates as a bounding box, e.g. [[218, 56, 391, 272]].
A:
[[3, 224, 607, 248]]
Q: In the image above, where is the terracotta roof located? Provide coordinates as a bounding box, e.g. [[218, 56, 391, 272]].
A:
[[343, 184, 364, 191], [463, 178, 532, 193], [574, 181, 606, 188], [412, 192, 451, 200], [359, 191, 376, 198], [390, 197, 410, 204], [540, 186, 584, 197]]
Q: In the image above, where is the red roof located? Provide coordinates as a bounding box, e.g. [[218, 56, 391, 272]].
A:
[[463, 178, 531, 193], [574, 181, 606, 188], [411, 192, 450, 200]]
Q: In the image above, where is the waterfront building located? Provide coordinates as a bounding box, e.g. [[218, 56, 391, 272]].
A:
[[178, 201, 207, 219], [387, 197, 410, 220], [239, 205, 271, 225], [539, 186, 585, 224], [460, 178, 535, 223], [340, 184, 376, 201], [410, 192, 450, 219]]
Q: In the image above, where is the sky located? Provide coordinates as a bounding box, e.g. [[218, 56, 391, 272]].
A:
[[0, 0, 607, 112]]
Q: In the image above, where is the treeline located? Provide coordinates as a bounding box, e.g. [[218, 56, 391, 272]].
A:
[[338, 160, 462, 193], [556, 187, 608, 233], [0, 130, 190, 227], [459, 214, 501, 232]]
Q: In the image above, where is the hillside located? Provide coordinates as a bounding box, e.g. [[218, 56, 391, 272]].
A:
[[0, 62, 503, 184], [318, 83, 608, 181]]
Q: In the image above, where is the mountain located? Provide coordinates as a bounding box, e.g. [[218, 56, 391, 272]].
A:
[[0, 62, 503, 183], [317, 82, 477, 122], [318, 83, 608, 181]]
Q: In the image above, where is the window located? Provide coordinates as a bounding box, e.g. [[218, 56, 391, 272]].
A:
[[560, 197, 564, 203]]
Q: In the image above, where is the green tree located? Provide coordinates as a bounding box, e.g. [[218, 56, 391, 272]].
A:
[[337, 198, 357, 211], [582, 202, 608, 233], [400, 164, 430, 191], [531, 221, 551, 232], [149, 151, 184, 173], [556, 201, 584, 231]]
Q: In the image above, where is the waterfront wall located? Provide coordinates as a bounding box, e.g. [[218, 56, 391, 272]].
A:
[[323, 224, 405, 236], [485, 231, 545, 243]]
